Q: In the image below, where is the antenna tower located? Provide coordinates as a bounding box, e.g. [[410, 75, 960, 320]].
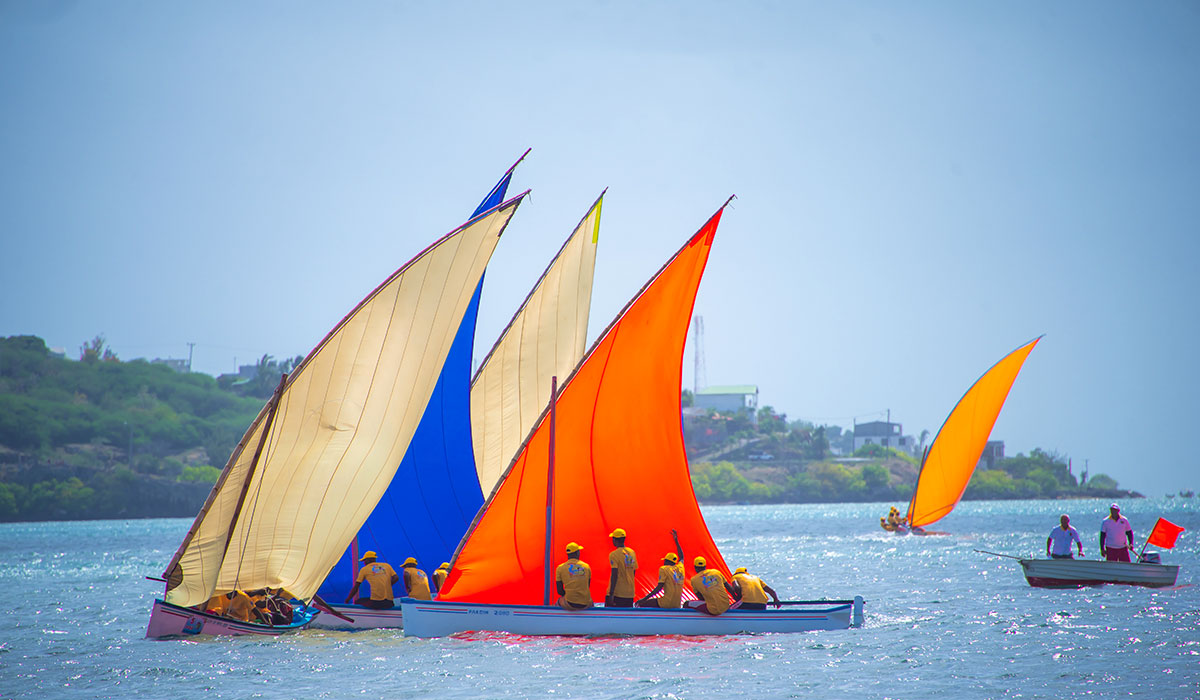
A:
[[692, 315, 707, 394]]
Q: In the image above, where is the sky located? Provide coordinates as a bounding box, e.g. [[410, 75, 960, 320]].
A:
[[2, 2, 1198, 497]]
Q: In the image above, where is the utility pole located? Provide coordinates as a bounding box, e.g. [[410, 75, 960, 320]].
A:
[[692, 315, 706, 394]]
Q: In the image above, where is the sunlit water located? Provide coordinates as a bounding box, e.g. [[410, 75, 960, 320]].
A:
[[1, 498, 1196, 699]]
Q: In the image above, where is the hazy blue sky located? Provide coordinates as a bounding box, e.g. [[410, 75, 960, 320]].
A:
[[3, 2, 1197, 497]]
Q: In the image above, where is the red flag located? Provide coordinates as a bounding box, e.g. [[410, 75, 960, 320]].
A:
[[1146, 517, 1186, 549]]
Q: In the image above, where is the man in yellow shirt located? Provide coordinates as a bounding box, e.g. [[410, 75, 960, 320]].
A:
[[555, 542, 593, 610], [204, 593, 230, 615], [606, 527, 639, 608], [687, 556, 735, 616], [401, 556, 432, 600], [636, 529, 685, 608], [432, 562, 451, 594], [223, 589, 263, 623], [730, 566, 781, 610], [344, 551, 400, 609]]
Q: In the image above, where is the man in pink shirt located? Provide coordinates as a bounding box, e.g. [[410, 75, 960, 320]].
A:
[[1099, 503, 1135, 562]]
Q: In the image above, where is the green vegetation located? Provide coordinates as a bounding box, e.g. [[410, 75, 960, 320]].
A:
[[0, 335, 272, 521], [684, 406, 1136, 504], [1, 333, 1139, 520]]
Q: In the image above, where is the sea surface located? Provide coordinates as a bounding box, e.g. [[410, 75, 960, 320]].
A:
[[1, 498, 1196, 700]]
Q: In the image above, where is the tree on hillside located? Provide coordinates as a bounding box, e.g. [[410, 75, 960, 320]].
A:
[[241, 353, 305, 399], [80, 335, 118, 363], [757, 406, 787, 434]]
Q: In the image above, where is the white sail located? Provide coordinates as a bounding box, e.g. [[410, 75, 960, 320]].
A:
[[470, 195, 601, 495], [162, 197, 525, 607]]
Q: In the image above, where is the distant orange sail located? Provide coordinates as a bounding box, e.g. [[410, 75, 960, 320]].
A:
[[907, 337, 1041, 528], [439, 205, 731, 605]]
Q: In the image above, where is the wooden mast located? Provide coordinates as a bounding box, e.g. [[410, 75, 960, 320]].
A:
[[543, 376, 558, 606]]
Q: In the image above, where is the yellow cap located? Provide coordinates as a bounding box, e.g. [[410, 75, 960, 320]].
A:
[[438, 562, 451, 570], [359, 551, 377, 561], [694, 556, 706, 568], [402, 556, 418, 566], [609, 528, 627, 538], [734, 567, 748, 575], [664, 553, 679, 564], [566, 542, 584, 553]]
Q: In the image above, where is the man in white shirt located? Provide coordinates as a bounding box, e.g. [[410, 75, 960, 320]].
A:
[[1099, 503, 1134, 562], [1047, 514, 1083, 559]]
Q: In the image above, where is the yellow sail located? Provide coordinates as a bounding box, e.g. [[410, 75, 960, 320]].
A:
[[906, 336, 1041, 528], [470, 194, 601, 495], [162, 197, 525, 607]]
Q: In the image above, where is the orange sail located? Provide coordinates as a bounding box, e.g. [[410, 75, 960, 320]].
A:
[[906, 336, 1041, 528], [438, 203, 732, 605]]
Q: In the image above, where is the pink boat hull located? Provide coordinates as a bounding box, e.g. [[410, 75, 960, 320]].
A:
[[145, 599, 318, 638]]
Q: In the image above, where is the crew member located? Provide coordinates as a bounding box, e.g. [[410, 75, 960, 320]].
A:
[[730, 567, 781, 610], [223, 589, 260, 623], [606, 527, 638, 608], [555, 542, 592, 610], [1047, 514, 1084, 559], [432, 562, 451, 594], [344, 550, 399, 609], [401, 556, 432, 601], [636, 529, 685, 608], [687, 556, 735, 616], [1100, 503, 1135, 562], [204, 593, 230, 615]]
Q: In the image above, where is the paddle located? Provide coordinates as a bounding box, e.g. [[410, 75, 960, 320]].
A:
[[311, 594, 356, 623]]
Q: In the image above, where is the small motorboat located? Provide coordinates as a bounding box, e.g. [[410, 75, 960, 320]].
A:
[[1019, 557, 1179, 588]]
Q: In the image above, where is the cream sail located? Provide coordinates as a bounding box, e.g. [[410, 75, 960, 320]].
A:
[[470, 193, 601, 495], [160, 196, 526, 609]]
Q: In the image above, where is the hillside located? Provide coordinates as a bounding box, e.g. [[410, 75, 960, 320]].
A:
[[0, 335, 265, 521], [682, 405, 1139, 505]]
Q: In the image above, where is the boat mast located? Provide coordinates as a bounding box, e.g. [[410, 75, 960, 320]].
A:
[[543, 376, 558, 606]]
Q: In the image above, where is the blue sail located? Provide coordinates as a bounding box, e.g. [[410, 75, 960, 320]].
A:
[[316, 168, 516, 604]]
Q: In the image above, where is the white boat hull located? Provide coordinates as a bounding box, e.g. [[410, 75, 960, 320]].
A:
[[145, 599, 318, 638], [400, 597, 864, 638], [1019, 558, 1179, 588], [308, 603, 404, 630]]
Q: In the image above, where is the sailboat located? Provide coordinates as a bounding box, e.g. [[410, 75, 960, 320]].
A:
[[887, 336, 1041, 536], [145, 190, 529, 638], [402, 200, 864, 637], [312, 177, 602, 630]]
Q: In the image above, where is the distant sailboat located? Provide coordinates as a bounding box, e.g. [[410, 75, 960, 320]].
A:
[[403, 199, 864, 637], [146, 191, 528, 638], [891, 336, 1041, 535]]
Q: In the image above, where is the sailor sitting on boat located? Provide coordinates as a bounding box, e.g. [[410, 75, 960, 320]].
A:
[[636, 530, 686, 609], [400, 557, 433, 601], [687, 557, 736, 616], [606, 528, 639, 608], [1047, 514, 1084, 559], [556, 542, 593, 610], [1100, 503, 1136, 562], [432, 562, 450, 595], [345, 551, 400, 609], [730, 567, 781, 610]]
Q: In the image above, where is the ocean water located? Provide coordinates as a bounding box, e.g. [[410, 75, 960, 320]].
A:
[[1, 498, 1196, 700]]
